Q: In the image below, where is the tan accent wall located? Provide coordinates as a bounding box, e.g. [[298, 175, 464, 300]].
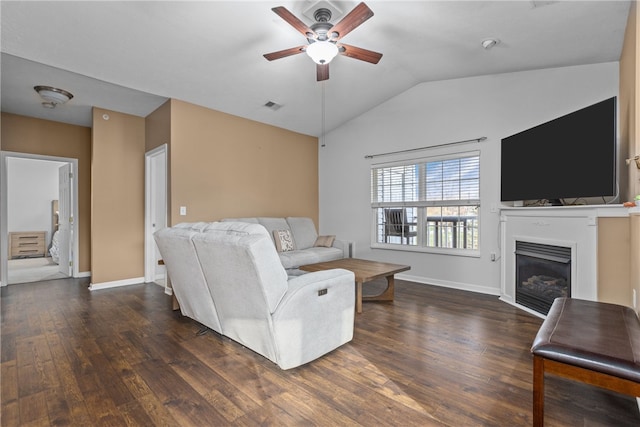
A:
[[620, 0, 638, 202], [145, 100, 171, 152], [168, 99, 319, 225], [91, 108, 145, 284], [620, 2, 640, 312], [1, 112, 92, 273], [597, 217, 631, 305], [145, 100, 172, 225], [631, 213, 640, 312], [2, 99, 317, 286]]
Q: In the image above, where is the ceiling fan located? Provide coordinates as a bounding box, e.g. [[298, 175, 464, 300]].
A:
[[263, 2, 382, 81]]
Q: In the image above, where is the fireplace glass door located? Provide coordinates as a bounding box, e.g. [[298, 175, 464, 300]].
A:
[[515, 241, 571, 315]]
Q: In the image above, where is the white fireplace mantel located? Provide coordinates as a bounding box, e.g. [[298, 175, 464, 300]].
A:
[[499, 204, 629, 317]]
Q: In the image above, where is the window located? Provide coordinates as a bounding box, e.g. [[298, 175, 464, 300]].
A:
[[371, 152, 480, 252]]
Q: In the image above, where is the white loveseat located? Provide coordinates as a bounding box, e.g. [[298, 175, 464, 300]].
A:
[[222, 217, 349, 270], [154, 221, 355, 370]]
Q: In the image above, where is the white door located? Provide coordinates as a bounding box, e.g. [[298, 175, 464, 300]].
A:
[[145, 145, 167, 288], [57, 163, 73, 276]]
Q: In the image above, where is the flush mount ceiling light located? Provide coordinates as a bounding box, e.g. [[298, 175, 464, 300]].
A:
[[34, 85, 74, 108]]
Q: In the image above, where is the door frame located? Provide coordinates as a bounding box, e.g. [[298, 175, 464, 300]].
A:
[[0, 151, 80, 286], [57, 162, 74, 276], [144, 144, 169, 294]]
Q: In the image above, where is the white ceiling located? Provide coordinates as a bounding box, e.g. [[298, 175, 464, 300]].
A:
[[0, 1, 631, 137]]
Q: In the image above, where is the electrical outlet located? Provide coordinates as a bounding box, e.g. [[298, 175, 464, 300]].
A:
[[179, 206, 187, 216], [490, 252, 496, 261]]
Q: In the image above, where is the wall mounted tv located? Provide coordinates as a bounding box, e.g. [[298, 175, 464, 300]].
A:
[[500, 96, 617, 205]]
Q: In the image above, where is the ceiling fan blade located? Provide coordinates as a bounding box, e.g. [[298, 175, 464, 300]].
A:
[[271, 6, 316, 39], [329, 2, 374, 41], [339, 43, 382, 64], [317, 64, 329, 81], [263, 46, 307, 61]]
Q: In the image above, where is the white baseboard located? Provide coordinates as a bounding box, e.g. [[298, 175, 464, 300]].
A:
[[1, 271, 91, 286], [396, 273, 501, 296], [89, 276, 144, 291]]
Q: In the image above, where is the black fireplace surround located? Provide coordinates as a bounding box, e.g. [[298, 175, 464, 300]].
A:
[[515, 241, 571, 315]]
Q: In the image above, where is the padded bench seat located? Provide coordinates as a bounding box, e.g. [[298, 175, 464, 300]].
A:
[[531, 297, 640, 426]]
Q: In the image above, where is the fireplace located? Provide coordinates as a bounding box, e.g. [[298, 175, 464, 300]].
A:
[[515, 241, 571, 315], [500, 206, 627, 316]]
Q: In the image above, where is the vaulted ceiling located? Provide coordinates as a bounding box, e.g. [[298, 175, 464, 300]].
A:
[[1, 1, 631, 137]]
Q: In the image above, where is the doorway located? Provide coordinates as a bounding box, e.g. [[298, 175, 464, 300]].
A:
[[144, 144, 168, 293], [0, 152, 79, 286]]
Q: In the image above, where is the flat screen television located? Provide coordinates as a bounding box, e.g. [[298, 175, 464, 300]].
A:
[[500, 97, 617, 205]]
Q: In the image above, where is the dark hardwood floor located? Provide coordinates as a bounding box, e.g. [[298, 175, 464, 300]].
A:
[[2, 277, 639, 426]]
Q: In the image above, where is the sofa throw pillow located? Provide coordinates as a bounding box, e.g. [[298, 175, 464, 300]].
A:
[[314, 235, 335, 248], [273, 229, 295, 252]]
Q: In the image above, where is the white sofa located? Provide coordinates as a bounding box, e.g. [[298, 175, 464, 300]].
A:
[[222, 217, 348, 270], [154, 221, 355, 370]]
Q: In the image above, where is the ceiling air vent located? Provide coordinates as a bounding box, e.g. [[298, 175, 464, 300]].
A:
[[264, 101, 282, 111]]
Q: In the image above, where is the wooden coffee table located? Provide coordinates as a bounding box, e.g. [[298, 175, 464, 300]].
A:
[[299, 258, 411, 313]]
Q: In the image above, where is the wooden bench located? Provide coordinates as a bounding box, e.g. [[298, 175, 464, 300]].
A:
[[531, 297, 640, 426]]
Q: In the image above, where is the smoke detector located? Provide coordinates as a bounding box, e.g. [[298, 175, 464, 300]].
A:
[[481, 38, 500, 50]]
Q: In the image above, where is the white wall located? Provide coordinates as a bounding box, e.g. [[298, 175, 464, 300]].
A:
[[319, 62, 619, 296], [7, 157, 65, 248]]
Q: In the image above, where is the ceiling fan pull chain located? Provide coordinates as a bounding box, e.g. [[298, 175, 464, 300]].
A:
[[321, 81, 326, 148]]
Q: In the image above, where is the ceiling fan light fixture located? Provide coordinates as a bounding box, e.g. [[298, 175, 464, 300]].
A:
[[306, 41, 339, 64], [34, 85, 74, 108]]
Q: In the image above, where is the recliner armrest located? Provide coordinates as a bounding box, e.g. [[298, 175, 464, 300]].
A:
[[283, 268, 354, 295], [271, 268, 356, 369]]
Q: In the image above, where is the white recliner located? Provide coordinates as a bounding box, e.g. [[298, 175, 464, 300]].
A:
[[154, 221, 355, 369]]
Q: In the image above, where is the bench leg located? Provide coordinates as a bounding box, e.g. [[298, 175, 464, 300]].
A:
[[533, 355, 545, 427]]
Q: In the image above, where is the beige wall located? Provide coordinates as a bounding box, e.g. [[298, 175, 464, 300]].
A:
[[620, 0, 638, 202], [91, 108, 145, 284], [1, 112, 92, 273], [597, 217, 631, 305], [2, 99, 318, 286], [620, 1, 640, 312], [145, 100, 171, 152], [168, 99, 319, 226], [632, 213, 640, 311], [145, 100, 172, 225]]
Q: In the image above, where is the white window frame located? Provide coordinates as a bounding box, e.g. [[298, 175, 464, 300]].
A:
[[370, 150, 480, 257]]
